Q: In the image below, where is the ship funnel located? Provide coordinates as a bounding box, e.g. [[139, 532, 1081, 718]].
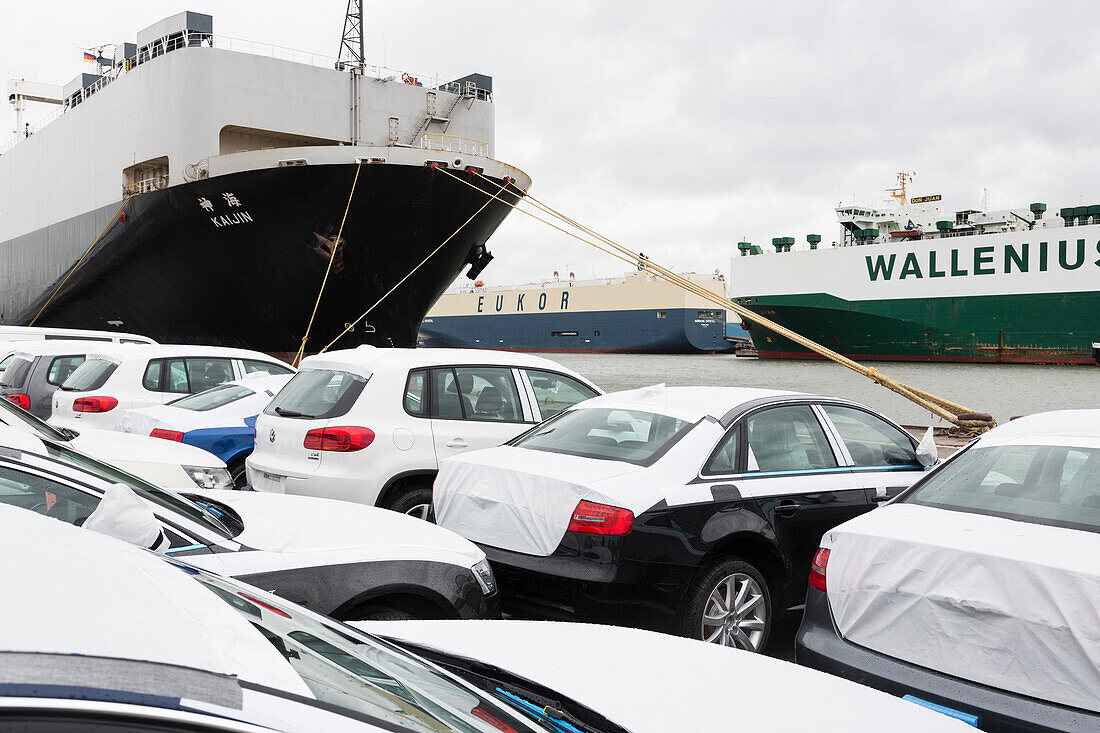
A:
[[771, 237, 795, 253], [807, 234, 821, 250], [737, 241, 753, 257], [1029, 202, 1046, 220]]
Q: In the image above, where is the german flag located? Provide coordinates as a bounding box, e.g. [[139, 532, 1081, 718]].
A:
[[83, 52, 96, 62]]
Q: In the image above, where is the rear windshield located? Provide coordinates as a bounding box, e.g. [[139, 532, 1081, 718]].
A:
[[906, 444, 1100, 533], [59, 359, 117, 391], [168, 384, 255, 412], [264, 369, 365, 420], [0, 358, 32, 388], [512, 407, 693, 465]]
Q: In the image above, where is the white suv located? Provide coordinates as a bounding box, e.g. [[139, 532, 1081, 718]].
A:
[[51, 344, 293, 431], [248, 346, 601, 515]]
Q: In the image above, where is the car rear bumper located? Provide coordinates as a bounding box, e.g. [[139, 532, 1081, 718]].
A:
[[796, 587, 1100, 733]]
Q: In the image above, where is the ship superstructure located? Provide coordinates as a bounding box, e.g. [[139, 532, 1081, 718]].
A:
[[421, 270, 740, 353], [1, 11, 529, 355], [729, 173, 1100, 364]]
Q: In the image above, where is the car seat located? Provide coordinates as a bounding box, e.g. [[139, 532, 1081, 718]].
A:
[[474, 386, 505, 418]]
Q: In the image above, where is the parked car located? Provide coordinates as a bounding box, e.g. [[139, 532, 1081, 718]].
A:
[[0, 506, 969, 733], [51, 343, 294, 431], [796, 409, 1100, 732], [117, 373, 294, 487], [0, 324, 156, 345], [0, 423, 497, 621], [0, 340, 104, 419], [433, 385, 938, 651], [0, 387, 232, 490], [248, 346, 601, 516]]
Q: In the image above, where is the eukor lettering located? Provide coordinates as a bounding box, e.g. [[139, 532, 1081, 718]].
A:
[[865, 240, 1100, 281], [538, 293, 547, 310], [516, 293, 525, 311]]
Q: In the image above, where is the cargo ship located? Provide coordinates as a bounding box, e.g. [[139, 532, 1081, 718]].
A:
[[1, 11, 528, 356], [729, 173, 1100, 365], [420, 270, 745, 353]]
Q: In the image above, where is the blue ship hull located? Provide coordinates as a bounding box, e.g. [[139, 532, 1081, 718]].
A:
[[419, 307, 734, 353]]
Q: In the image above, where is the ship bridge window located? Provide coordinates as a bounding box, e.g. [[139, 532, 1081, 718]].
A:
[[219, 126, 342, 155]]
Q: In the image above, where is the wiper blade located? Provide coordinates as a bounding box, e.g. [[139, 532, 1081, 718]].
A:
[[274, 407, 314, 418]]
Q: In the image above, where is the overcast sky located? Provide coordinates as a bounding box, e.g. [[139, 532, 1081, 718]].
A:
[[7, 1, 1100, 287]]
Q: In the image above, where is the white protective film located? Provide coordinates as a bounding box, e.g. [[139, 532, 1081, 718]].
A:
[[824, 503, 1100, 714], [83, 483, 164, 549]]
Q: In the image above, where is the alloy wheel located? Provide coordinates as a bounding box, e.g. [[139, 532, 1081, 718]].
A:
[[404, 503, 430, 520], [700, 572, 767, 651]]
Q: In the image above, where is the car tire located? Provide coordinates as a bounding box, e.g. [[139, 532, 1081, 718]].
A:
[[357, 606, 415, 621], [388, 485, 432, 520], [682, 557, 772, 652], [229, 458, 249, 490]]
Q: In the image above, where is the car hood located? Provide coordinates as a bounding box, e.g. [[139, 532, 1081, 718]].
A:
[[354, 620, 968, 732], [67, 427, 225, 468], [823, 503, 1100, 714], [434, 422, 724, 557], [187, 489, 484, 566]]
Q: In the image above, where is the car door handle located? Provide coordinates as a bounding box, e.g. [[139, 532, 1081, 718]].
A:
[[775, 501, 800, 516], [445, 438, 468, 449]]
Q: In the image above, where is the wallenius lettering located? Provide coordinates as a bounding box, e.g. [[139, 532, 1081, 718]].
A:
[[866, 239, 1099, 281]]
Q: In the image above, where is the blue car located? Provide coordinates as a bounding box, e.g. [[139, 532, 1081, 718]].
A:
[[115, 373, 293, 487]]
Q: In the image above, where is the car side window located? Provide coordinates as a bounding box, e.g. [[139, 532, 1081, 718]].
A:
[[430, 368, 465, 419], [47, 356, 85, 386], [0, 465, 100, 525], [243, 358, 293, 376], [404, 369, 427, 417], [454, 367, 522, 422], [745, 405, 838, 472], [186, 358, 234, 393], [525, 369, 598, 419], [166, 359, 190, 393], [704, 425, 741, 475], [143, 359, 163, 391], [821, 405, 919, 467]]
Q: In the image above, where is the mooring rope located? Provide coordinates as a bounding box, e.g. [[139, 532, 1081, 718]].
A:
[[293, 161, 363, 367], [438, 166, 995, 431], [316, 168, 513, 356], [28, 194, 137, 326]]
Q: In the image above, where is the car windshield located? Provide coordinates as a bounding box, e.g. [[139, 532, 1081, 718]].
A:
[[167, 384, 255, 412], [905, 443, 1100, 533], [0, 396, 72, 442], [192, 572, 537, 733], [513, 407, 693, 465], [43, 442, 236, 539], [59, 358, 116, 391]]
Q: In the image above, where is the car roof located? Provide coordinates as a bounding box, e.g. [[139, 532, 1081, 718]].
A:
[[81, 343, 288, 364], [300, 345, 593, 383], [0, 504, 308, 695], [573, 384, 805, 422], [977, 409, 1100, 448], [7, 339, 106, 358]]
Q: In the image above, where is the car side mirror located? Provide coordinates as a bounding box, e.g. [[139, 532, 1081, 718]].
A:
[[916, 427, 939, 467], [83, 483, 169, 552]]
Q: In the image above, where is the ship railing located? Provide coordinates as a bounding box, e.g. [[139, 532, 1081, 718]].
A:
[[122, 175, 170, 196], [417, 133, 489, 157]]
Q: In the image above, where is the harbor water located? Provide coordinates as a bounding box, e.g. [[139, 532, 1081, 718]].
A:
[[535, 353, 1100, 427]]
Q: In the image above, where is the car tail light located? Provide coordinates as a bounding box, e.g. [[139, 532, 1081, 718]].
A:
[[73, 396, 118, 413], [303, 426, 374, 452], [150, 428, 184, 442], [809, 547, 830, 592], [567, 500, 634, 535], [3, 394, 30, 410]]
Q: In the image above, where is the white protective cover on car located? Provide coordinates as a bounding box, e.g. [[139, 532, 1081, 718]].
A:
[[115, 375, 291, 436], [83, 483, 165, 550], [434, 416, 725, 556], [355, 620, 969, 732], [823, 503, 1100, 713]]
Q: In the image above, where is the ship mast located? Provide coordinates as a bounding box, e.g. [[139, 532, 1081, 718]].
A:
[[337, 0, 365, 70], [888, 170, 914, 206]]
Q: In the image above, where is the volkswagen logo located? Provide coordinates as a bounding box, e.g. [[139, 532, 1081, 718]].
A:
[[268, 428, 276, 444]]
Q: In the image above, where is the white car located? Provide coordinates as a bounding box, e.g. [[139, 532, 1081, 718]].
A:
[[0, 424, 497, 621], [0, 389, 231, 490], [0, 323, 156, 345], [117, 373, 294, 487], [433, 385, 936, 650], [797, 409, 1100, 731], [52, 343, 294, 431], [248, 346, 601, 515], [0, 506, 969, 732]]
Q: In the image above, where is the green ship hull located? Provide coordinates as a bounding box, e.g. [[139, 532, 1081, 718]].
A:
[[735, 291, 1100, 365]]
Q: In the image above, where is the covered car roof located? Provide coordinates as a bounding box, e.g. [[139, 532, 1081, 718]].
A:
[[6, 339, 111, 358], [79, 342, 288, 364], [573, 384, 803, 422], [977, 409, 1100, 447]]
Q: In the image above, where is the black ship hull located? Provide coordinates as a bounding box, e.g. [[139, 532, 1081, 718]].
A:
[[10, 163, 522, 355]]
